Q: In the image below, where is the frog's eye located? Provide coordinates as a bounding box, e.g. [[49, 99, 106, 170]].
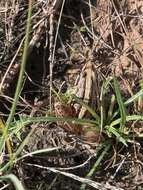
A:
[[55, 102, 62, 108], [55, 105, 62, 111]]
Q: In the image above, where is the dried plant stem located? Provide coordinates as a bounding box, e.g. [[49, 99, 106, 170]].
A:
[[49, 0, 66, 111], [6, 0, 32, 128]]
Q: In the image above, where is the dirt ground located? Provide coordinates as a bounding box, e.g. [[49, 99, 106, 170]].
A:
[[0, 0, 143, 189]]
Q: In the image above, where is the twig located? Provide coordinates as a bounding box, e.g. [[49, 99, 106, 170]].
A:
[[26, 163, 124, 190]]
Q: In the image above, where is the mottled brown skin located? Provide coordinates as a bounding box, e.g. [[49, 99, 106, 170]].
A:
[[54, 100, 103, 143], [54, 101, 82, 135], [54, 49, 102, 143]]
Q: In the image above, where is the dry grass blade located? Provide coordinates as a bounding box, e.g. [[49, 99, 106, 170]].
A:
[[25, 163, 124, 190], [0, 0, 143, 189]]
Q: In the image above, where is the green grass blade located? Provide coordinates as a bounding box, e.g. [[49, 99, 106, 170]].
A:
[[73, 95, 100, 123], [108, 89, 143, 122], [14, 115, 99, 129], [0, 127, 7, 156], [0, 162, 11, 175], [6, 0, 32, 129], [113, 77, 126, 132], [14, 127, 35, 157], [0, 127, 35, 174], [105, 125, 127, 146], [80, 144, 111, 190], [107, 94, 116, 123], [125, 89, 143, 105], [0, 174, 25, 190], [0, 1, 33, 172], [110, 115, 143, 128]]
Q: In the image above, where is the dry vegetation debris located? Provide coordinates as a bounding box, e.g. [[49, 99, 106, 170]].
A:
[[0, 0, 143, 190]]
